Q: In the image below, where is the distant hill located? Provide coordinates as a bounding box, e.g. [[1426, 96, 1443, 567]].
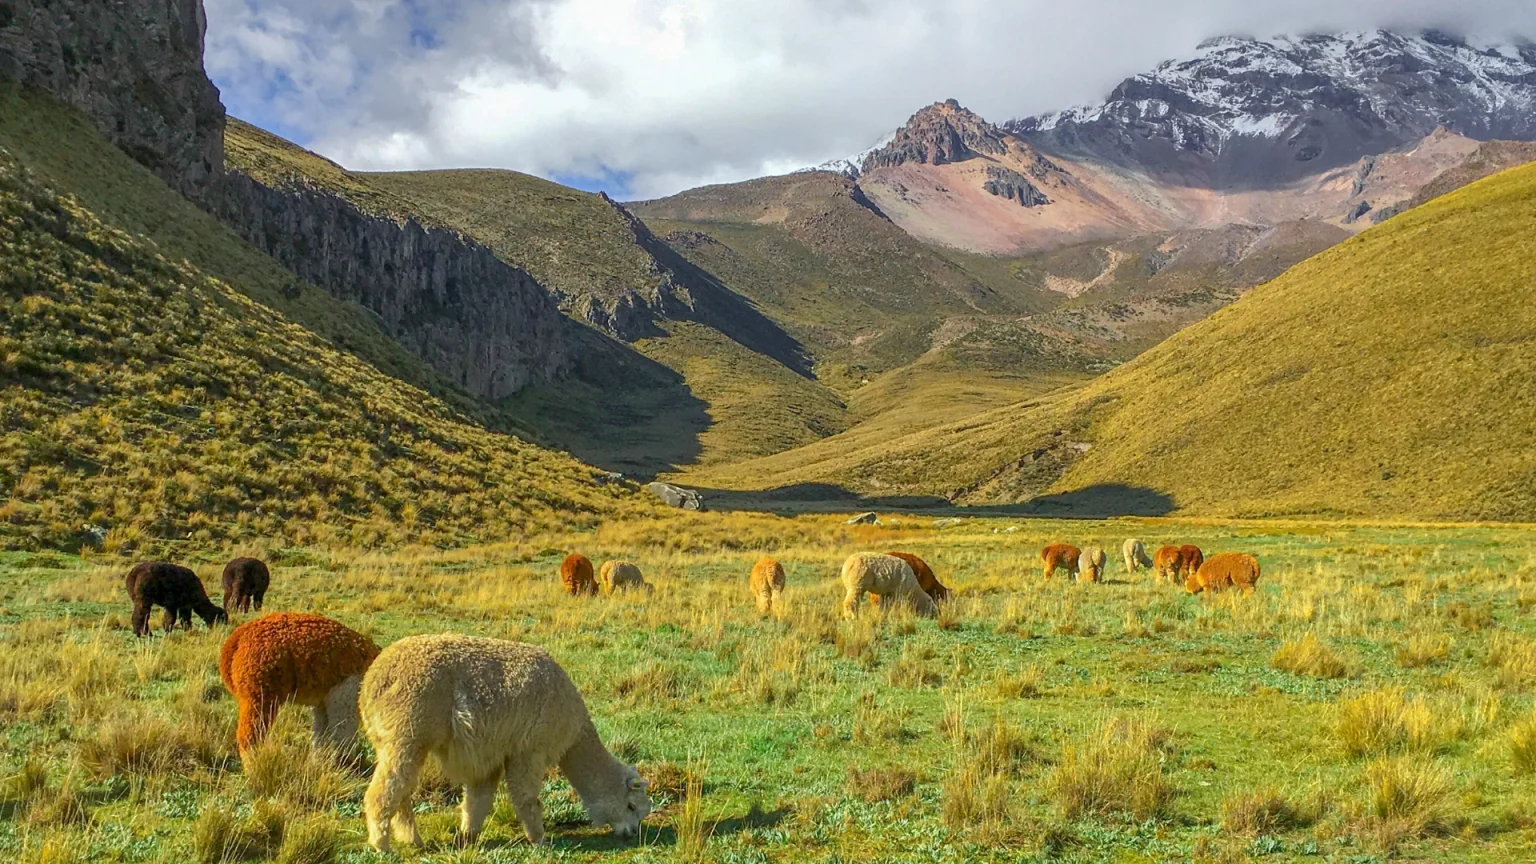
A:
[[691, 160, 1536, 522], [0, 88, 641, 551]]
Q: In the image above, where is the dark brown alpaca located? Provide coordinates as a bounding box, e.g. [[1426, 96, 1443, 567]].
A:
[[222, 557, 271, 613], [125, 562, 228, 637]]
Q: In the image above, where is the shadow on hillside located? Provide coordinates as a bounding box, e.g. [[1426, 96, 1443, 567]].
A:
[[505, 326, 709, 477], [688, 482, 1176, 518]]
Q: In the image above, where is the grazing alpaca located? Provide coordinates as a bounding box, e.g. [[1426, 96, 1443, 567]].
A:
[[1040, 544, 1081, 581], [885, 552, 950, 603], [599, 560, 650, 594], [1187, 553, 1261, 594], [359, 634, 651, 849], [1123, 539, 1152, 574], [1179, 545, 1205, 582], [560, 554, 597, 596], [840, 553, 937, 619], [1152, 546, 1186, 585], [1080, 546, 1107, 583], [125, 562, 227, 637], [219, 612, 380, 758], [221, 557, 270, 614], [749, 557, 786, 613]]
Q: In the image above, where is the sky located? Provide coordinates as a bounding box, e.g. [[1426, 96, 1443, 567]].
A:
[[203, 0, 1536, 200]]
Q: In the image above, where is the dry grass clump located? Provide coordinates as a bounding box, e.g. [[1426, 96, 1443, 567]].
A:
[[613, 660, 693, 705], [846, 765, 917, 802], [941, 714, 1036, 832], [674, 758, 710, 863], [1395, 633, 1452, 668], [1046, 717, 1175, 821], [274, 817, 339, 864], [1220, 786, 1313, 835], [1271, 632, 1352, 679], [1487, 631, 1536, 688], [1360, 757, 1456, 843], [77, 710, 229, 779], [1336, 689, 1457, 757], [1507, 713, 1536, 774], [886, 642, 942, 688], [995, 664, 1045, 699], [194, 800, 290, 864], [242, 738, 356, 812]]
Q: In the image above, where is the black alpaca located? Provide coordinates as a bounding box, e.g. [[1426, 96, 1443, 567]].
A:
[[125, 562, 228, 636], [221, 557, 271, 613]]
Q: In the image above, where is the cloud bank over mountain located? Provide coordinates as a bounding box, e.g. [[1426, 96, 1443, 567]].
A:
[[205, 0, 1536, 198]]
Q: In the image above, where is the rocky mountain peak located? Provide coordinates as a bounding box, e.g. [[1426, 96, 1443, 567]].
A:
[[862, 99, 1010, 170], [1006, 30, 1536, 188]]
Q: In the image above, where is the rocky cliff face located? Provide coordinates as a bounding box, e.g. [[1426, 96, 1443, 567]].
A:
[[218, 170, 572, 399], [0, 0, 225, 203], [863, 99, 1009, 169], [983, 166, 1049, 206], [1007, 31, 1536, 189]]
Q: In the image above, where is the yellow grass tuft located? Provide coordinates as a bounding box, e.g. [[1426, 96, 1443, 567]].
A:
[[1271, 632, 1351, 679]]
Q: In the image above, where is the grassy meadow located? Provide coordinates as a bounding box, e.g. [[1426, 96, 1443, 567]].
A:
[[4, 513, 1536, 863]]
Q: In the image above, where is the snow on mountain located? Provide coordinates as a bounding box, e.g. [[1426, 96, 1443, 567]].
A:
[[1006, 31, 1536, 186], [803, 130, 896, 179]]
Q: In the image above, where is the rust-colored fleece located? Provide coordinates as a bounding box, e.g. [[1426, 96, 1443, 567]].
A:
[[219, 612, 379, 753]]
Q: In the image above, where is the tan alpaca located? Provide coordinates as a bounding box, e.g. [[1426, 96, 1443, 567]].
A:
[[840, 553, 937, 619]]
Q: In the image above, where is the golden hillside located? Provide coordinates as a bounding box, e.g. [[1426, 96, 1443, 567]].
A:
[[691, 160, 1536, 521]]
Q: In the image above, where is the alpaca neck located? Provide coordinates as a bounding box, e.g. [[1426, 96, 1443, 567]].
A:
[[559, 724, 626, 806]]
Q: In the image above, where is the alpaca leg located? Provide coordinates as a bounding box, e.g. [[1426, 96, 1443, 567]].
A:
[[310, 704, 331, 754], [161, 606, 177, 633], [771, 587, 783, 614], [841, 585, 861, 619], [253, 591, 263, 611], [365, 744, 425, 851], [754, 591, 770, 614], [504, 761, 546, 846], [132, 601, 151, 637], [317, 675, 363, 761], [456, 776, 499, 846], [237, 696, 281, 755]]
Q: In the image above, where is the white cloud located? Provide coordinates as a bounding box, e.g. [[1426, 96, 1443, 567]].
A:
[[204, 0, 1536, 199]]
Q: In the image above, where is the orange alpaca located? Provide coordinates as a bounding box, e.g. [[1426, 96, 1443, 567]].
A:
[[749, 557, 786, 613], [1187, 553, 1261, 594], [1040, 544, 1081, 581], [560, 553, 597, 596], [219, 612, 380, 758], [1179, 545, 1205, 582], [1152, 546, 1182, 584], [885, 552, 950, 603]]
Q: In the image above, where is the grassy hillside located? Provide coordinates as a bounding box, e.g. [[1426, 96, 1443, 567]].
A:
[[697, 161, 1536, 521], [0, 95, 641, 551], [227, 122, 847, 471]]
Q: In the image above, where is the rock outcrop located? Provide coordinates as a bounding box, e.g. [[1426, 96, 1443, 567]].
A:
[[982, 166, 1049, 207], [863, 99, 1009, 169], [0, 0, 225, 203], [217, 171, 572, 399], [645, 482, 705, 511]]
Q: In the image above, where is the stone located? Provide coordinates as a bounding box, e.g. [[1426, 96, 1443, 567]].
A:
[[846, 512, 880, 525], [646, 482, 706, 511]]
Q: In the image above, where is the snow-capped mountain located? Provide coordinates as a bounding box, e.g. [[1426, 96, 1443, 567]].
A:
[[806, 130, 896, 179], [1005, 31, 1536, 187]]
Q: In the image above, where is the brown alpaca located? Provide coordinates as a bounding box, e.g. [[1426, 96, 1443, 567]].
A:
[[885, 552, 949, 603], [1179, 545, 1205, 581], [1153, 545, 1192, 585], [1187, 553, 1261, 594], [222, 557, 270, 614], [749, 557, 786, 613], [560, 554, 597, 596], [125, 562, 227, 637], [219, 612, 380, 757], [1040, 544, 1081, 581]]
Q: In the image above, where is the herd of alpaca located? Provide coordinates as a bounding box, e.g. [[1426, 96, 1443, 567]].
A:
[[120, 535, 1256, 848]]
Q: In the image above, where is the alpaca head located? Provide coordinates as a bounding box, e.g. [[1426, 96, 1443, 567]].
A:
[[1184, 573, 1203, 594], [583, 763, 651, 840], [200, 603, 230, 626]]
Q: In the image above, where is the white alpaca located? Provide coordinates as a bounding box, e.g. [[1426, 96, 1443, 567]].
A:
[[1122, 538, 1152, 574], [359, 634, 651, 850], [840, 553, 937, 619]]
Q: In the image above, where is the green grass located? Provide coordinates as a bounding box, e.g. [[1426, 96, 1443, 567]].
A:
[[5, 514, 1536, 862], [696, 160, 1536, 521], [0, 127, 641, 552]]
